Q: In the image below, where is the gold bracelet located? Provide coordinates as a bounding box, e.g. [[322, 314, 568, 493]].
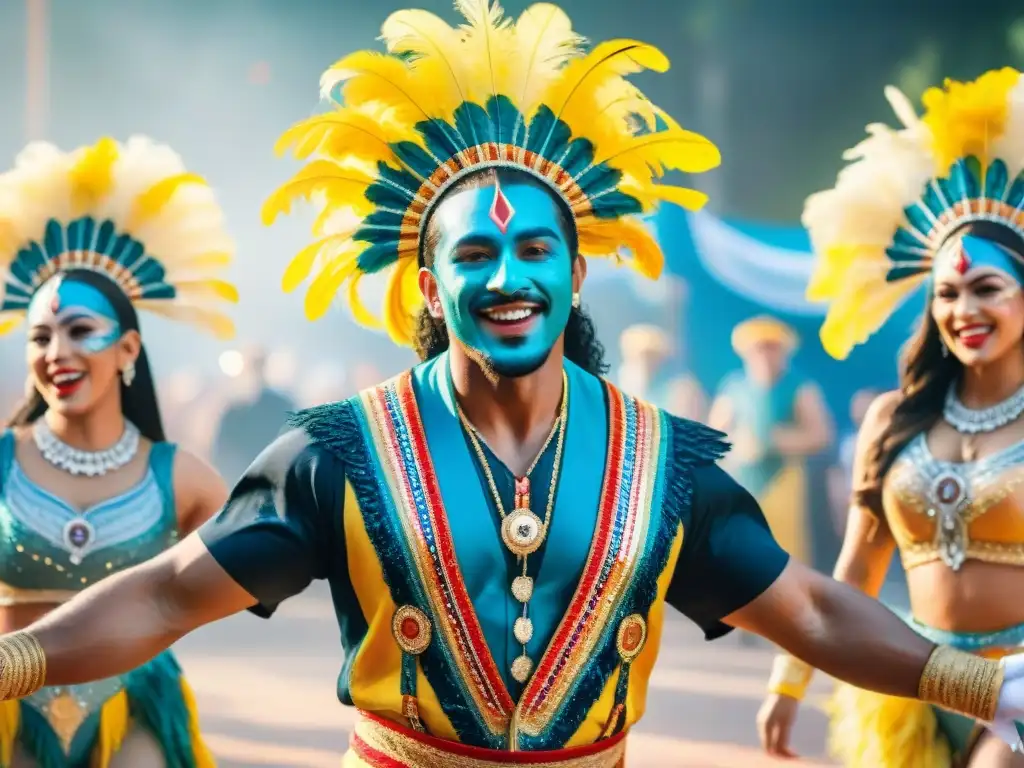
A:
[[918, 645, 1004, 722], [767, 654, 814, 700], [0, 631, 46, 700]]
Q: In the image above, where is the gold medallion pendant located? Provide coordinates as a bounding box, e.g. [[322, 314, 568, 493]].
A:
[[501, 507, 545, 557]]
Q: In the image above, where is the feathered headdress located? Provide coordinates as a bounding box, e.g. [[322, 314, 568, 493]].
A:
[[263, 0, 721, 346], [0, 136, 237, 339], [804, 67, 1024, 360]]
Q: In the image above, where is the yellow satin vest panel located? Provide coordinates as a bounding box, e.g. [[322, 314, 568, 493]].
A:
[[882, 435, 1024, 570]]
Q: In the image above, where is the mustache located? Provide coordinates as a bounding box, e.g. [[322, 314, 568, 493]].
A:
[[470, 289, 549, 312]]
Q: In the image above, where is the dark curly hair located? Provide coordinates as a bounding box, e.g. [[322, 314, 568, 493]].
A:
[[412, 166, 609, 377], [857, 220, 1024, 510]]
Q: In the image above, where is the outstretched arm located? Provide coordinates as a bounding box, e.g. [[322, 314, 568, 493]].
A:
[[27, 534, 255, 685]]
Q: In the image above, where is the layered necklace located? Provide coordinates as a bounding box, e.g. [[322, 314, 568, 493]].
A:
[[33, 420, 140, 477], [457, 371, 568, 685], [943, 382, 1024, 435]]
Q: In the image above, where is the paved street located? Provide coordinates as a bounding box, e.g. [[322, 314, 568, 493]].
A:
[[174, 582, 838, 767]]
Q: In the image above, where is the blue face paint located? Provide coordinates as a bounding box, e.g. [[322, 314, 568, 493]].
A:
[[935, 234, 1024, 286], [429, 182, 574, 377], [27, 276, 122, 355]]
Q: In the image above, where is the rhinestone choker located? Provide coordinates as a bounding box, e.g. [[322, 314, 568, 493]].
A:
[[943, 382, 1024, 435], [33, 420, 141, 477]]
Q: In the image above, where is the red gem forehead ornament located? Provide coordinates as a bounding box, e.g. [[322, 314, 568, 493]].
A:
[[948, 245, 971, 275], [488, 180, 516, 234]]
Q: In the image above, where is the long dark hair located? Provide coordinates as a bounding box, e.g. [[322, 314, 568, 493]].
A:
[[6, 269, 167, 442], [859, 220, 1024, 508], [413, 166, 609, 376]]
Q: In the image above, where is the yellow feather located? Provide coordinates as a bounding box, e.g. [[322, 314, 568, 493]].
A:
[[453, 0, 516, 103], [170, 251, 233, 272], [542, 41, 668, 122], [69, 137, 118, 216], [593, 129, 721, 179], [384, 255, 421, 345], [0, 314, 24, 337], [304, 255, 361, 320], [174, 279, 239, 304], [128, 173, 206, 229], [818, 271, 925, 360], [922, 67, 1019, 173], [652, 185, 709, 212], [511, 3, 585, 108], [134, 301, 237, 340], [261, 161, 378, 225], [282, 236, 358, 293], [578, 218, 662, 278], [320, 51, 432, 126], [274, 110, 408, 165], [346, 271, 383, 328], [380, 8, 468, 116]]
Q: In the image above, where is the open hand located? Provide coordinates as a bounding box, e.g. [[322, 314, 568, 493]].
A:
[[757, 693, 800, 759]]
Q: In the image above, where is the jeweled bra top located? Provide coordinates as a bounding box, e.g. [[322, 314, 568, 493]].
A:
[[882, 433, 1024, 570], [0, 430, 179, 604]]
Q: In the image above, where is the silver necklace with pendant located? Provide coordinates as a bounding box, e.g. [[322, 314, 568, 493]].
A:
[[32, 420, 140, 564], [942, 382, 1024, 435], [33, 420, 140, 477]]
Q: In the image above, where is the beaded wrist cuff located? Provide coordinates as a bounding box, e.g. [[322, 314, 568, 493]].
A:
[[918, 645, 1004, 722], [767, 654, 814, 700]]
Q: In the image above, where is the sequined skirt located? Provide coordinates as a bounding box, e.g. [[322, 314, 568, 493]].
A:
[[345, 711, 627, 767]]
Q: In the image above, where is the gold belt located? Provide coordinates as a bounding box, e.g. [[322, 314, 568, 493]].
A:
[[350, 711, 627, 767], [0, 580, 77, 606]]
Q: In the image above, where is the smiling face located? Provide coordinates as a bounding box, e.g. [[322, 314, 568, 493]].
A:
[[931, 233, 1024, 367], [419, 177, 584, 378], [26, 275, 139, 417]]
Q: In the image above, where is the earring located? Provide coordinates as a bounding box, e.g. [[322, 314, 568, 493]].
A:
[[572, 292, 581, 309], [121, 360, 136, 387]]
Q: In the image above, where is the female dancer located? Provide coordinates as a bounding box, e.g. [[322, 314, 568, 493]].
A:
[[0, 137, 236, 766], [757, 68, 1024, 766]]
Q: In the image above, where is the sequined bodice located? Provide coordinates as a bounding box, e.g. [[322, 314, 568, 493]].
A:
[[0, 431, 179, 600], [882, 434, 1024, 570]]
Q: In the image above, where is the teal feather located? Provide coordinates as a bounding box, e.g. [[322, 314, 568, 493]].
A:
[[95, 219, 116, 255], [558, 138, 595, 178], [43, 220, 63, 259], [354, 240, 401, 272], [949, 158, 981, 200], [486, 95, 523, 145], [140, 284, 176, 300], [391, 141, 439, 181], [904, 202, 934, 236], [119, 240, 146, 272], [985, 158, 1009, 200], [886, 263, 930, 282], [920, 184, 947, 223], [525, 105, 570, 159], [453, 101, 492, 149], [417, 118, 464, 162], [134, 258, 167, 286], [16, 700, 87, 768], [124, 651, 202, 768], [589, 188, 642, 219], [67, 217, 95, 251], [365, 162, 418, 210], [1008, 173, 1024, 210]]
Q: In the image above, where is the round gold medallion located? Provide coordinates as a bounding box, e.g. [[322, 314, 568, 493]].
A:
[[513, 616, 534, 644], [392, 605, 432, 655], [616, 614, 648, 662], [511, 576, 534, 603], [501, 509, 545, 557], [511, 654, 534, 683]]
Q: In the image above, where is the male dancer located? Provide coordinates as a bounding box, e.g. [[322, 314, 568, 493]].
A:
[[2, 2, 1024, 765]]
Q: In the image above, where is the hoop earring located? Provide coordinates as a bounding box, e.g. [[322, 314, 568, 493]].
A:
[[121, 360, 136, 387], [572, 292, 581, 309]]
